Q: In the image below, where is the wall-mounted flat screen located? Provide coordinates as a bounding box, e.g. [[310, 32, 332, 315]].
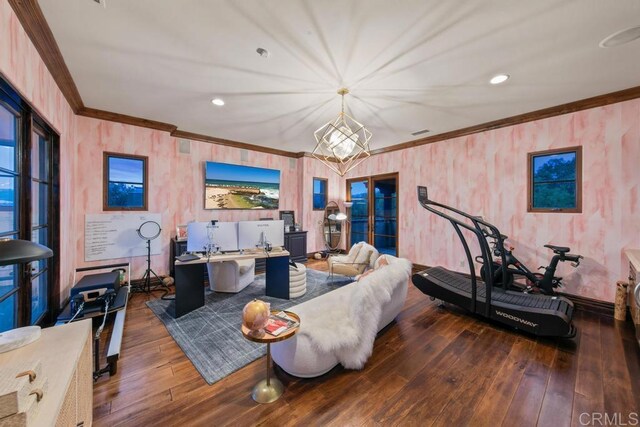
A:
[[205, 161, 280, 210]]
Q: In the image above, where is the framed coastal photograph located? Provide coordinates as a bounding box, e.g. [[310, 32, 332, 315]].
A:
[[176, 224, 188, 241], [204, 161, 280, 210]]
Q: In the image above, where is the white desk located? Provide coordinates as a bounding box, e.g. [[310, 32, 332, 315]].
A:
[[173, 250, 291, 317]]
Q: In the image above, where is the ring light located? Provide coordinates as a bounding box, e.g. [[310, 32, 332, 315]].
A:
[[137, 221, 161, 241]]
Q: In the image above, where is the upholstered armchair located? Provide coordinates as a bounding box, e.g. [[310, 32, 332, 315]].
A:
[[207, 259, 255, 293], [328, 241, 379, 280]]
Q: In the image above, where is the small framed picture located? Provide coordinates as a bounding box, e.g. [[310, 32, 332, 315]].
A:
[[176, 224, 188, 241], [279, 210, 295, 231]]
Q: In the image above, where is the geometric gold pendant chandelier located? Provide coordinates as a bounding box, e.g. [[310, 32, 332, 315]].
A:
[[312, 88, 372, 176]]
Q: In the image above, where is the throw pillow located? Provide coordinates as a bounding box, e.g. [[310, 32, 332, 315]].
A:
[[347, 242, 363, 262], [357, 255, 390, 282], [353, 249, 372, 274]]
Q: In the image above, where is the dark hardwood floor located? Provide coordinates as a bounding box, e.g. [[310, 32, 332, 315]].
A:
[[93, 260, 640, 426]]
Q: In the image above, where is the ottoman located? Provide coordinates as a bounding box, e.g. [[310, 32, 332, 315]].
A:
[[289, 263, 307, 298]]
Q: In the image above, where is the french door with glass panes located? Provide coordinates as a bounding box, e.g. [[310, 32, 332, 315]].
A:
[[346, 173, 398, 256], [0, 79, 58, 332]]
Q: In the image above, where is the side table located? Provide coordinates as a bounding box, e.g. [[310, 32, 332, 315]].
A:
[[241, 310, 300, 403]]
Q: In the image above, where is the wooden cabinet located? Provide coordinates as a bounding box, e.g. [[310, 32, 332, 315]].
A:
[[285, 231, 308, 264], [624, 249, 640, 347], [0, 320, 92, 426]]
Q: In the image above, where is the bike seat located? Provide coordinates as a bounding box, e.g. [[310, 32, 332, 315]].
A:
[[545, 244, 570, 254]]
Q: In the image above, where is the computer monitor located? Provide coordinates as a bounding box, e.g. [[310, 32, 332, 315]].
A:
[[186, 221, 238, 252], [238, 220, 285, 250]]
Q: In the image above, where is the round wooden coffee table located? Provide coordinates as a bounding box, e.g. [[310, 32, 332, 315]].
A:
[[241, 310, 300, 404]]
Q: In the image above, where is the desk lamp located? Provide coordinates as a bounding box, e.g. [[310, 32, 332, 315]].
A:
[[0, 239, 53, 353]]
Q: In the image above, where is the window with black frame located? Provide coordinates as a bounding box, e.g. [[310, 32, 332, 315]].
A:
[[103, 152, 148, 210], [528, 146, 582, 213], [0, 77, 59, 332], [313, 177, 327, 210]]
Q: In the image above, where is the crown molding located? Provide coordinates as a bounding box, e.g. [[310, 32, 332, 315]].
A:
[[77, 107, 178, 133], [9, 0, 640, 161], [171, 130, 304, 159], [370, 85, 640, 155], [8, 0, 84, 113]]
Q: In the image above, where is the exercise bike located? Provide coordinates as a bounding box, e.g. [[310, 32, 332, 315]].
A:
[[476, 227, 583, 295]]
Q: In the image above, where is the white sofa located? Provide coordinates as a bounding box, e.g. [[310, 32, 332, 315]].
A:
[[271, 255, 411, 378], [207, 259, 255, 293]]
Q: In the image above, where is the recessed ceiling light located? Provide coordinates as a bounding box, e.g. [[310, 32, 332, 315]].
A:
[[490, 74, 510, 85], [599, 26, 640, 48], [211, 98, 225, 106], [256, 48, 270, 58]]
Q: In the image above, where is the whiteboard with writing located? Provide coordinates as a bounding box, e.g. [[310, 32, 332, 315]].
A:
[[85, 213, 162, 261]]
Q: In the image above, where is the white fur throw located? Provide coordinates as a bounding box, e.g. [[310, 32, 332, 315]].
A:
[[297, 258, 412, 369]]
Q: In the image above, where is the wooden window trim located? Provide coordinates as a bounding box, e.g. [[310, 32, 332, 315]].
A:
[[527, 146, 582, 213], [103, 152, 148, 211], [312, 177, 328, 211]]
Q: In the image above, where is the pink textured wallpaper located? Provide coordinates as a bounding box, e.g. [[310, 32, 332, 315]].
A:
[[3, 1, 639, 303], [1, 1, 77, 300], [344, 100, 640, 301], [299, 156, 346, 253], [73, 116, 302, 277]]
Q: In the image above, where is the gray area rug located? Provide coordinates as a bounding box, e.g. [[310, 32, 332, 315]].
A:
[[146, 269, 351, 385]]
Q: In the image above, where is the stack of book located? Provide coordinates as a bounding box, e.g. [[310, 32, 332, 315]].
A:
[[265, 311, 299, 336]]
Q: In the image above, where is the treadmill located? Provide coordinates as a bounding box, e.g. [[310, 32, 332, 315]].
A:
[[412, 186, 576, 338]]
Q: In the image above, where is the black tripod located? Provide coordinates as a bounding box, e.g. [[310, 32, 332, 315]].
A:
[[138, 238, 163, 293]]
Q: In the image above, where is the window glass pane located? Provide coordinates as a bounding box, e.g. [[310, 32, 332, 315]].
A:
[[0, 291, 17, 333], [313, 194, 326, 210], [374, 236, 396, 256], [351, 219, 368, 235], [312, 179, 327, 210], [351, 232, 368, 247], [350, 181, 368, 197], [374, 178, 396, 197], [0, 264, 17, 299], [31, 272, 48, 324], [313, 179, 326, 194], [31, 227, 49, 273], [31, 132, 49, 181], [533, 182, 576, 209], [109, 156, 144, 183], [374, 197, 396, 217], [31, 182, 48, 227], [351, 200, 368, 218], [533, 152, 576, 183], [374, 220, 397, 236], [108, 182, 144, 208], [107, 155, 145, 209], [0, 104, 17, 172], [0, 174, 18, 233]]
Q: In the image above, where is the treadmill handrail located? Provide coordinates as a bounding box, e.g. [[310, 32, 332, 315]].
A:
[[417, 187, 510, 290], [416, 188, 495, 317]]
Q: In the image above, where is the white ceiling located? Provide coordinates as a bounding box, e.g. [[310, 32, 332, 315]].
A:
[[38, 0, 640, 152]]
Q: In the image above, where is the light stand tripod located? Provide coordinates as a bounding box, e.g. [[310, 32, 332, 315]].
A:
[[134, 220, 170, 296], [139, 237, 163, 293]]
